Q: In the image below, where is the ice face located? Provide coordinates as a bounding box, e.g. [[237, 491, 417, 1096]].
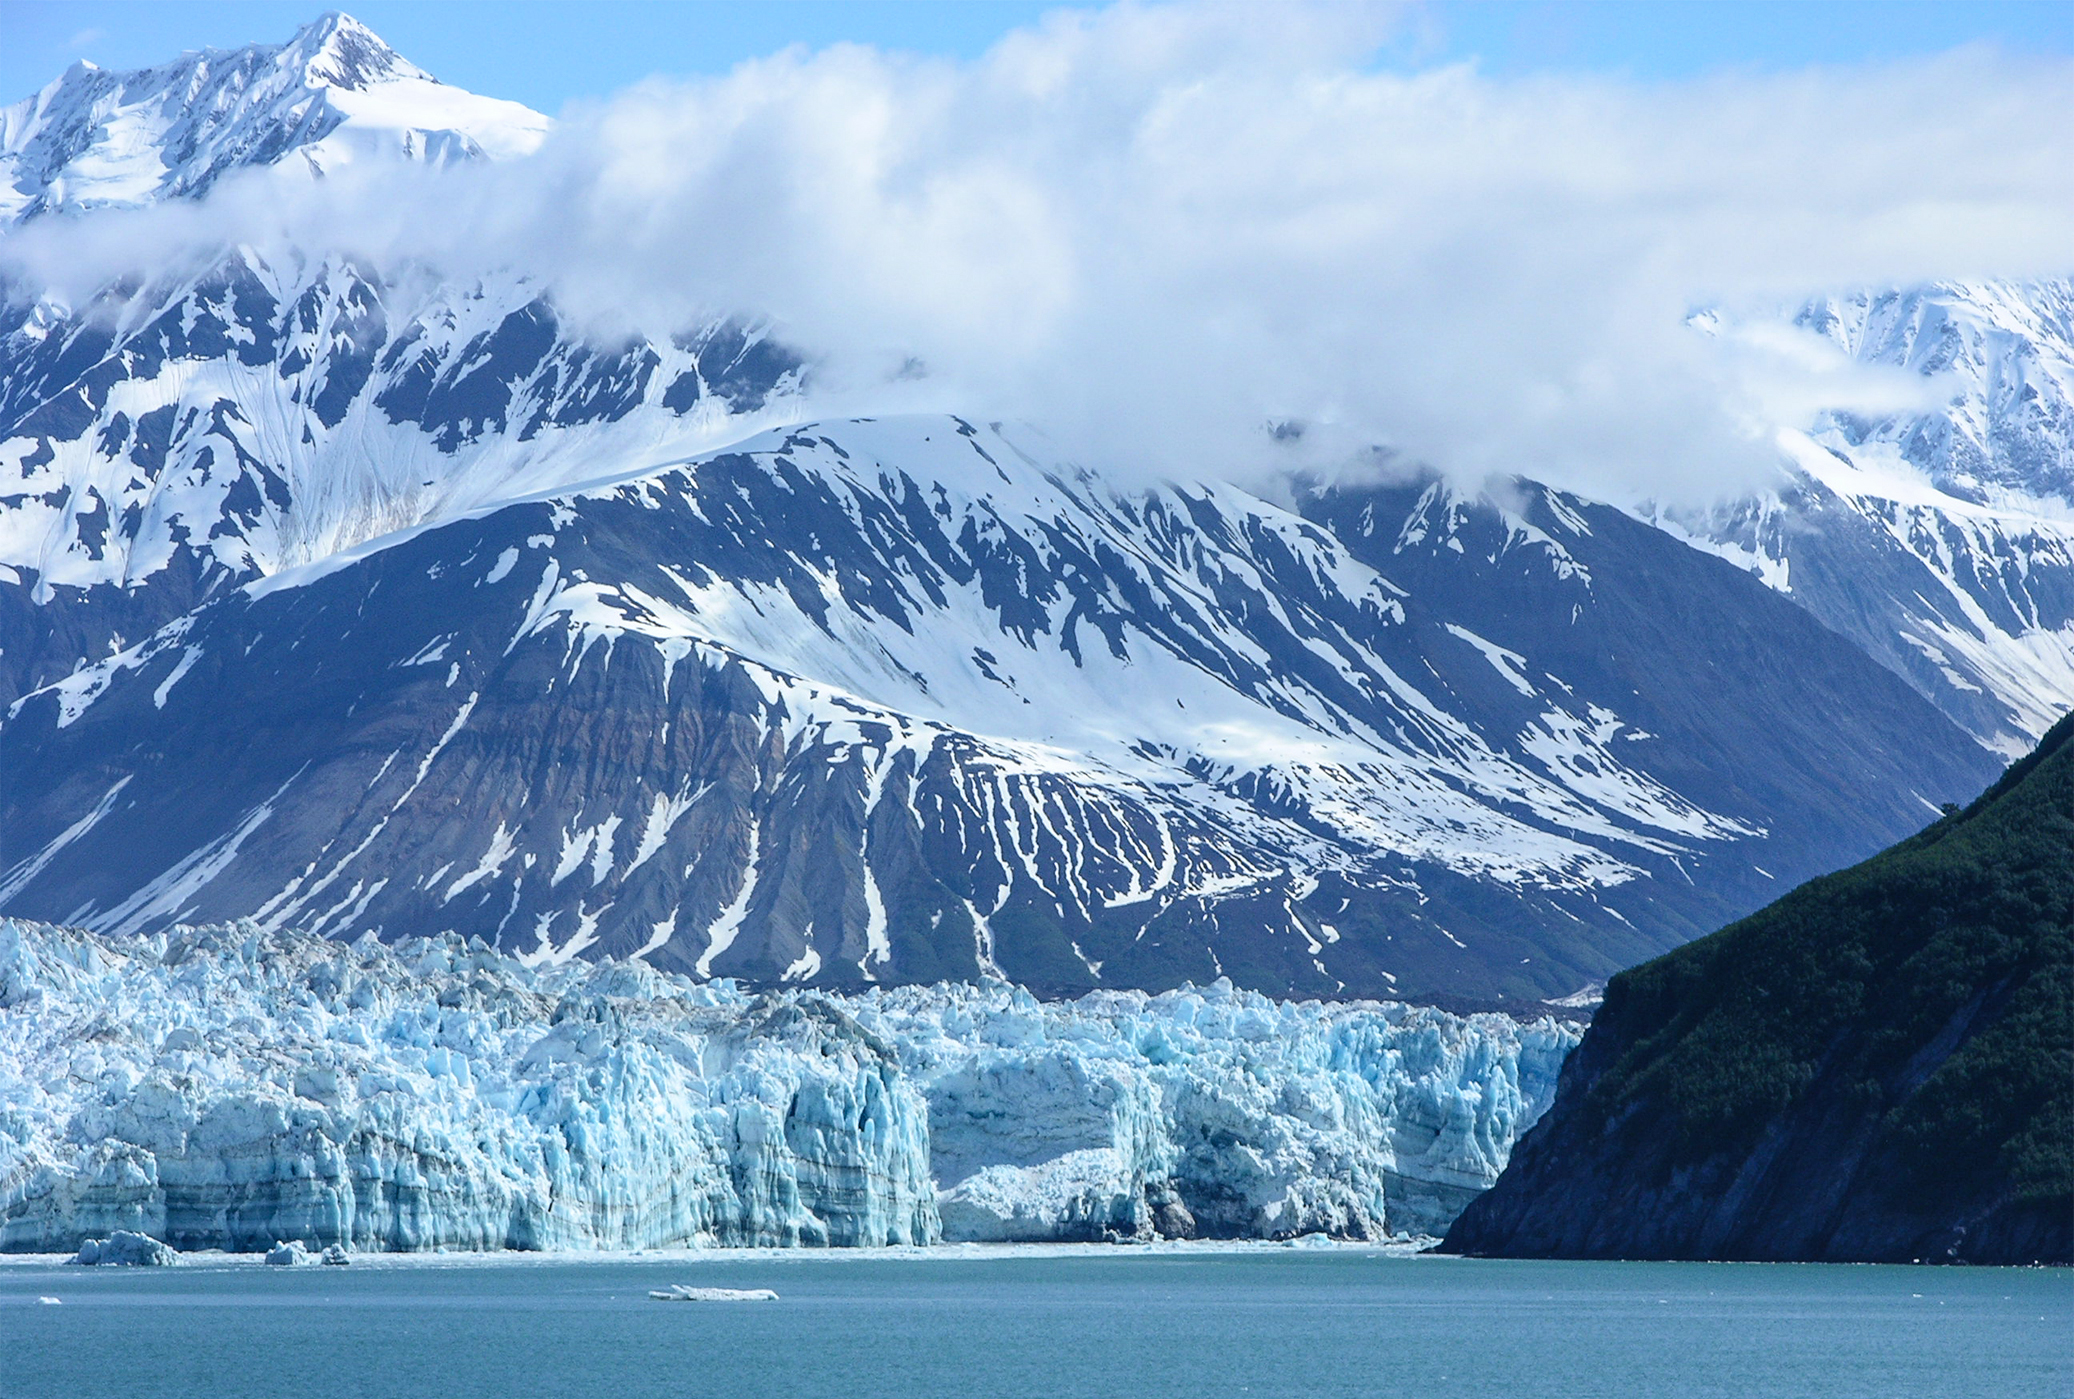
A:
[[0, 918, 1578, 1251], [856, 983, 1578, 1241], [0, 919, 936, 1253]]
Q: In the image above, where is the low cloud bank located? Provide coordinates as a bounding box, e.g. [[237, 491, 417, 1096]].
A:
[[7, 0, 2071, 503]]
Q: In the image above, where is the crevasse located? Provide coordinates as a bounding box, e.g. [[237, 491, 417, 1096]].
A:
[[0, 919, 1578, 1252]]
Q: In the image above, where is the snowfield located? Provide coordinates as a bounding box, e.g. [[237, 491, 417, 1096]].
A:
[[0, 918, 1577, 1253]]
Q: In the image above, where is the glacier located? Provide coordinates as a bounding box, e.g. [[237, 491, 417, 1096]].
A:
[[0, 917, 1577, 1253]]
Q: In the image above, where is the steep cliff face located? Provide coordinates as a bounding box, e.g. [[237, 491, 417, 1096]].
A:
[[0, 919, 938, 1253], [1443, 714, 2074, 1265]]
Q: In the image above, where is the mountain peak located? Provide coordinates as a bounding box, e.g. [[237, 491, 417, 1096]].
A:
[[0, 13, 545, 225], [282, 11, 428, 92]]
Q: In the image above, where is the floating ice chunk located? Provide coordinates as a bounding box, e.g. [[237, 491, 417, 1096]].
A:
[[265, 1240, 312, 1265], [38, 1296, 61, 1305], [648, 1286, 779, 1302], [320, 1245, 351, 1265], [75, 1231, 179, 1265]]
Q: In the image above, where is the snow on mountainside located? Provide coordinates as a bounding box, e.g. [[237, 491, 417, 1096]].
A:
[[0, 918, 1579, 1250], [0, 12, 546, 224], [1656, 281, 2074, 756], [1805, 281, 2074, 503], [0, 247, 806, 706], [0, 416, 1997, 1003]]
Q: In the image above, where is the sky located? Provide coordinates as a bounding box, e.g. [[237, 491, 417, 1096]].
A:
[[2, 1, 2070, 503], [4, 0, 2072, 112]]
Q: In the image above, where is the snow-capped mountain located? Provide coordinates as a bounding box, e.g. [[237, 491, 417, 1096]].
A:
[[0, 415, 1995, 1002], [0, 17, 2025, 1006], [0, 12, 546, 223], [1808, 282, 2073, 502], [1657, 282, 2074, 756]]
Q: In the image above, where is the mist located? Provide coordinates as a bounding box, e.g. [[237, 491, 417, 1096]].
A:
[[6, 0, 2070, 504]]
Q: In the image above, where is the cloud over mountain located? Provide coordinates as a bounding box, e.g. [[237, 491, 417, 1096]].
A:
[[6, 0, 2071, 502]]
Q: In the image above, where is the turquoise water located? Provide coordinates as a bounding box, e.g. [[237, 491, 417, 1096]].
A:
[[3, 1248, 2068, 1398]]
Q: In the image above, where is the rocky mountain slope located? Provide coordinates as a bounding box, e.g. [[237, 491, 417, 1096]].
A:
[[0, 416, 1997, 1002], [0, 246, 804, 709], [0, 917, 1577, 1250], [1442, 713, 2073, 1265]]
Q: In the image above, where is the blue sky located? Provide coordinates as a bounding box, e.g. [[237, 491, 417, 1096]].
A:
[[4, 1, 2071, 111]]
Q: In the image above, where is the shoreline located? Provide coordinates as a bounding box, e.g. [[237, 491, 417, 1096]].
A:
[[0, 1236, 1443, 1269]]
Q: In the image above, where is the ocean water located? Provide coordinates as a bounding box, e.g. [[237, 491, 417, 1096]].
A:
[[2, 1246, 2067, 1399]]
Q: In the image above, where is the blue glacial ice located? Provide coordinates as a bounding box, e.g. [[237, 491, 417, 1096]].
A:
[[0, 918, 1578, 1253]]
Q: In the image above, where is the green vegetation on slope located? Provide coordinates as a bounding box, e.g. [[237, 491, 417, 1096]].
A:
[[1583, 712, 2073, 1216]]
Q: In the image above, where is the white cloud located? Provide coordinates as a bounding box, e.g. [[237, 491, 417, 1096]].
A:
[[6, 0, 2071, 504]]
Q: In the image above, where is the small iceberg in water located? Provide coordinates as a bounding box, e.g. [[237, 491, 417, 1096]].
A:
[[74, 1231, 179, 1266], [648, 1285, 779, 1302]]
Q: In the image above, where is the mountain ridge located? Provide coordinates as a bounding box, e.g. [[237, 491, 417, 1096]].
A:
[[1, 415, 1999, 1002]]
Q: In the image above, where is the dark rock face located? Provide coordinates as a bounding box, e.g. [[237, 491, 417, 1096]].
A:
[[0, 418, 2001, 1003], [1299, 478, 1993, 901], [1442, 716, 2074, 1265]]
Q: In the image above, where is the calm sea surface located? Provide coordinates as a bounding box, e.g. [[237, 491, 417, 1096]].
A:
[[3, 1247, 2067, 1398]]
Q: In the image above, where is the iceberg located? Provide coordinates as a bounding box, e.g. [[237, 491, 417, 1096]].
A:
[[649, 1286, 779, 1301], [0, 918, 1577, 1252], [264, 1240, 312, 1265], [73, 1230, 179, 1265]]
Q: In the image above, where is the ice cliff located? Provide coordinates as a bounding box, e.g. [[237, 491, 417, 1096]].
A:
[[0, 918, 1578, 1253]]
